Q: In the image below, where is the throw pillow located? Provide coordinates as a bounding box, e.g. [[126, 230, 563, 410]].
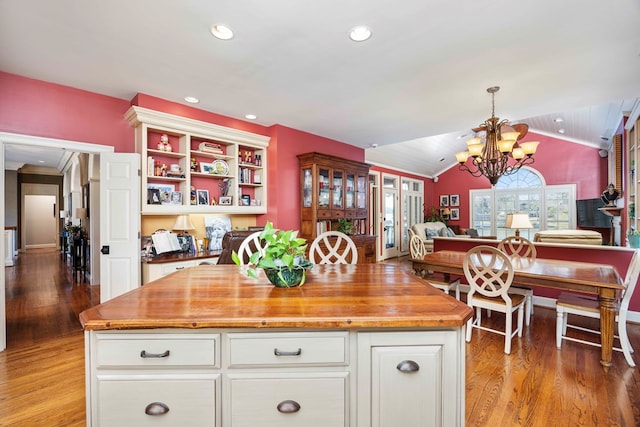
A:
[[445, 227, 456, 237], [426, 228, 439, 239]]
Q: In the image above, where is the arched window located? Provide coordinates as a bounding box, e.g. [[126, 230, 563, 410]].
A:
[[470, 167, 575, 240]]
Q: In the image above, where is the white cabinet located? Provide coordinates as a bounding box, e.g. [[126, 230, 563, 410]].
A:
[[87, 331, 221, 427], [125, 106, 269, 215], [142, 257, 219, 285], [86, 329, 466, 427], [357, 331, 465, 427]]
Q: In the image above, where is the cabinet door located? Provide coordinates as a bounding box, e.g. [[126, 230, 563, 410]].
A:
[[318, 168, 331, 210], [357, 331, 464, 427], [302, 168, 313, 208], [345, 173, 356, 210], [332, 169, 344, 210]]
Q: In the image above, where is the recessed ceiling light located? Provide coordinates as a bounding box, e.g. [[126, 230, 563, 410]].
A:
[[39, 160, 45, 163], [553, 117, 564, 123], [558, 128, 566, 134], [349, 26, 372, 42], [184, 96, 199, 104], [245, 114, 257, 120], [211, 24, 234, 40]]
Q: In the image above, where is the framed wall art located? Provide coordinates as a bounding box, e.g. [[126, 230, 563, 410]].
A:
[[440, 194, 449, 207], [450, 194, 460, 207], [450, 208, 460, 220]]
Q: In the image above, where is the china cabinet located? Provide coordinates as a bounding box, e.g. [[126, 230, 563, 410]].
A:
[[125, 107, 269, 215], [298, 152, 376, 263]]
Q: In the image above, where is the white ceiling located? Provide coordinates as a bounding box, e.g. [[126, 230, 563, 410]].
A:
[[1, 0, 640, 176]]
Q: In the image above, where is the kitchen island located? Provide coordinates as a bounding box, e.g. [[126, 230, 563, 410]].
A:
[[81, 263, 472, 427]]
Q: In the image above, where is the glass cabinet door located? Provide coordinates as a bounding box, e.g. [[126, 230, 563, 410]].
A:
[[332, 170, 343, 208], [302, 168, 312, 208], [346, 173, 355, 209], [357, 175, 367, 209], [318, 168, 330, 208]]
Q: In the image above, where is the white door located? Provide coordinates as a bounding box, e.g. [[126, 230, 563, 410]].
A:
[[100, 153, 140, 302], [382, 174, 400, 259]]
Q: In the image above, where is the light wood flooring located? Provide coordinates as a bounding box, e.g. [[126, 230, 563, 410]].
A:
[[1, 249, 639, 426]]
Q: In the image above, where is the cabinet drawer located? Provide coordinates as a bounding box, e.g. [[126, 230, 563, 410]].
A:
[[160, 260, 197, 275], [96, 334, 218, 367], [228, 332, 348, 367], [230, 376, 346, 427], [317, 209, 332, 219], [97, 375, 217, 427]]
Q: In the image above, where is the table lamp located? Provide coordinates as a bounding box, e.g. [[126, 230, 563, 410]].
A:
[[504, 212, 532, 238], [172, 214, 195, 236], [75, 208, 87, 230], [441, 207, 451, 220]]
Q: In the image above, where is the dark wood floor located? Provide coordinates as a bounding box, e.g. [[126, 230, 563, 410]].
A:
[[1, 249, 639, 426]]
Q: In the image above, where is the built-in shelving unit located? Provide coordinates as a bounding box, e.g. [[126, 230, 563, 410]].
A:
[[125, 106, 269, 215]]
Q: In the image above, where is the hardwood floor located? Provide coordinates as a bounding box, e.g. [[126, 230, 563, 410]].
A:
[[1, 250, 639, 426]]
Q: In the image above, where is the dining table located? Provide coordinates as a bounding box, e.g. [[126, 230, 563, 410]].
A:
[[412, 250, 625, 369]]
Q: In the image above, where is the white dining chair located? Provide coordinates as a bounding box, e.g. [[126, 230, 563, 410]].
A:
[[410, 234, 460, 299], [498, 236, 537, 326], [236, 231, 268, 265], [464, 245, 526, 354], [309, 231, 358, 264], [556, 249, 640, 367]]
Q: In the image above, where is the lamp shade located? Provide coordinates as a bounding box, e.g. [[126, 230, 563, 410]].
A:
[[172, 214, 195, 231], [504, 213, 533, 230], [59, 210, 68, 219], [75, 208, 87, 219]]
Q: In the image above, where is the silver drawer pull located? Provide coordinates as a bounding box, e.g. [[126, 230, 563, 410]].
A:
[[175, 266, 185, 270], [396, 359, 420, 372], [145, 402, 170, 416], [274, 348, 302, 356], [277, 399, 301, 413], [140, 350, 170, 358]]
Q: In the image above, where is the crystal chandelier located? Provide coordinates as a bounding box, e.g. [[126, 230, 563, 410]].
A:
[[455, 86, 540, 185]]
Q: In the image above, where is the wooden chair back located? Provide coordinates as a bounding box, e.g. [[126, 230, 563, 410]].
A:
[[309, 231, 358, 264]]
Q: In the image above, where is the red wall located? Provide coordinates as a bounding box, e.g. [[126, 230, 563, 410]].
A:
[[0, 72, 133, 152], [432, 134, 609, 229], [0, 72, 367, 232]]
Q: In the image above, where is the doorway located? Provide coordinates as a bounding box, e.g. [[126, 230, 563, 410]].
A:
[[23, 193, 57, 249], [381, 173, 400, 259]]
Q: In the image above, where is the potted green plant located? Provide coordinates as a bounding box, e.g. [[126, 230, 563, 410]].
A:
[[232, 221, 313, 287], [336, 219, 354, 235], [424, 206, 446, 223], [628, 230, 640, 248]]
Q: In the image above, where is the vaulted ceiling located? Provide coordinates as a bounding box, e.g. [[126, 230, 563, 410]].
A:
[[2, 0, 639, 176]]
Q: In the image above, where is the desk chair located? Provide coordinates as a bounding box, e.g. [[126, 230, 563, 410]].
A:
[[410, 234, 460, 299], [498, 236, 537, 326], [464, 245, 526, 354], [309, 231, 358, 264], [556, 249, 640, 367]]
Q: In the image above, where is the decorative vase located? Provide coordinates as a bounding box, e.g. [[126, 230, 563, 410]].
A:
[[629, 234, 640, 249], [263, 266, 307, 288]]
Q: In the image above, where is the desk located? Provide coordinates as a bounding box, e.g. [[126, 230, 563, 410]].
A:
[[412, 250, 624, 368], [81, 264, 473, 426]]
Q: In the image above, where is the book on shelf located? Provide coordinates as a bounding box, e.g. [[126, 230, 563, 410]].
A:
[[199, 142, 224, 154]]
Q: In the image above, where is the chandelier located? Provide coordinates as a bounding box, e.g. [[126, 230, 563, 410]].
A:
[[455, 86, 540, 185]]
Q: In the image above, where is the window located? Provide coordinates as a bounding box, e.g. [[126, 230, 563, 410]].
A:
[[470, 168, 576, 239]]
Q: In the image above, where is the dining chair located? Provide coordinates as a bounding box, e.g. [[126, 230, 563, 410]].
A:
[[309, 231, 358, 264], [498, 236, 537, 326], [555, 249, 640, 367], [464, 245, 526, 354], [410, 234, 460, 299], [236, 231, 268, 265]]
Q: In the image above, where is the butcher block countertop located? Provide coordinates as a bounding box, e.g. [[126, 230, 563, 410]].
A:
[[80, 264, 472, 331]]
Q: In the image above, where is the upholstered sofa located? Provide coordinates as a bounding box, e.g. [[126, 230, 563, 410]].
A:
[[409, 221, 464, 253], [533, 229, 603, 245]]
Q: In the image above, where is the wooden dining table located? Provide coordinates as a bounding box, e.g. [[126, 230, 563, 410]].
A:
[[412, 250, 625, 369]]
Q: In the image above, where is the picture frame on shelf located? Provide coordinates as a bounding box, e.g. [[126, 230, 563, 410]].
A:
[[440, 194, 449, 206], [147, 188, 161, 205], [197, 189, 210, 205], [148, 184, 174, 206], [450, 194, 460, 207], [219, 196, 232, 205], [450, 208, 460, 220], [200, 162, 214, 174], [241, 195, 251, 206], [170, 191, 182, 205]]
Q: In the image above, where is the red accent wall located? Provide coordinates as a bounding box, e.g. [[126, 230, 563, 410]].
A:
[[0, 72, 133, 152], [433, 134, 609, 229]]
